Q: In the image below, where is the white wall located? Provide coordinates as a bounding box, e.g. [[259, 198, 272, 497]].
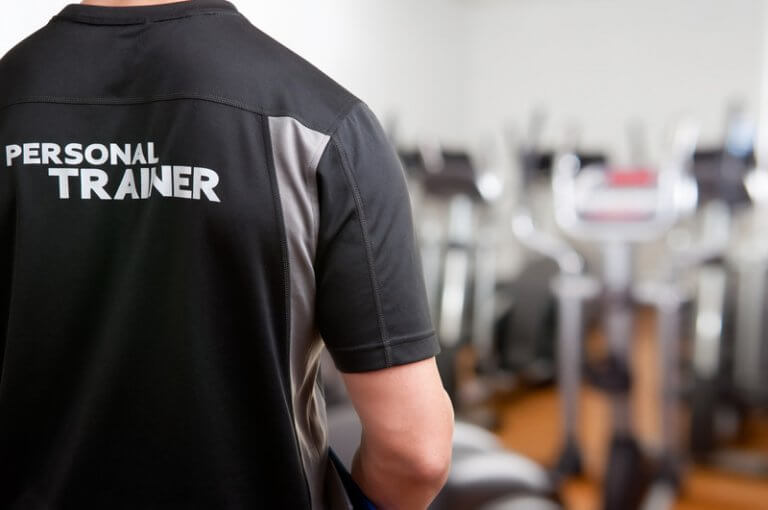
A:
[[463, 0, 765, 161], [246, 1, 468, 146], [0, 1, 69, 51], [1, 1, 766, 157], [758, 1, 768, 163], [0, 2, 68, 60]]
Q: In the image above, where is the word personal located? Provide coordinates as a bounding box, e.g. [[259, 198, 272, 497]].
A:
[[5, 142, 221, 203]]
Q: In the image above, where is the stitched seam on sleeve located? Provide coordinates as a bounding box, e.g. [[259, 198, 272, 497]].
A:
[[327, 99, 364, 138], [329, 330, 436, 353], [332, 138, 392, 368]]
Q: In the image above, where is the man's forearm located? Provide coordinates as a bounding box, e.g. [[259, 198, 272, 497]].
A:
[[341, 359, 454, 509], [351, 434, 450, 510]]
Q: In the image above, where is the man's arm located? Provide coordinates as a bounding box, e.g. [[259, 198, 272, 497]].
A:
[[315, 102, 451, 507], [342, 357, 454, 510]]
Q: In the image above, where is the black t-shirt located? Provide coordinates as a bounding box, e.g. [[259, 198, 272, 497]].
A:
[[0, 1, 438, 508]]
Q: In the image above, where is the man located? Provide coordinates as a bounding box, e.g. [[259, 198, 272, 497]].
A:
[[0, 1, 453, 509]]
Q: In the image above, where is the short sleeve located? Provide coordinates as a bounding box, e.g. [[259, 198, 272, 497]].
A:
[[315, 103, 439, 373]]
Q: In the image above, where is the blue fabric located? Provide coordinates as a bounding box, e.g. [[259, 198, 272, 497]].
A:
[[328, 449, 377, 510]]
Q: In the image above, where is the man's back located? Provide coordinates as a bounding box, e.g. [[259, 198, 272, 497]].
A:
[[0, 1, 441, 508]]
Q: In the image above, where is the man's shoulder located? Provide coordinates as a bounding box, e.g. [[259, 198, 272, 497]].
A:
[[0, 15, 360, 135], [186, 16, 361, 134], [0, 23, 58, 102]]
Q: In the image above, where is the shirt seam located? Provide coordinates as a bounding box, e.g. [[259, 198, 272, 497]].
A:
[[326, 101, 366, 138], [329, 330, 436, 353], [331, 137, 393, 368], [51, 10, 239, 26], [0, 95, 358, 137], [0, 174, 19, 394]]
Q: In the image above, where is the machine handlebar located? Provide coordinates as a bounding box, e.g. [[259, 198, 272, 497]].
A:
[[552, 121, 699, 243]]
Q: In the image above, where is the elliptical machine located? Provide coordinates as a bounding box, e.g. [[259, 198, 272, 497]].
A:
[[685, 106, 768, 475], [503, 113, 605, 389], [546, 122, 699, 510], [510, 119, 602, 476], [409, 145, 507, 422], [512, 203, 600, 479], [414, 148, 482, 399], [685, 164, 768, 476], [633, 198, 731, 509]]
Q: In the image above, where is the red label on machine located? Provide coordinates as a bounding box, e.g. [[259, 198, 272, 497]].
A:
[[605, 168, 657, 188]]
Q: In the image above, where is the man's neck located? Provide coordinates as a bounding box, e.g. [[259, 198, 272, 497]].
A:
[[80, 0, 191, 6]]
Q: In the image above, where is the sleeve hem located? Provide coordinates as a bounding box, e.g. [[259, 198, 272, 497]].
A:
[[330, 332, 441, 374], [328, 329, 435, 353]]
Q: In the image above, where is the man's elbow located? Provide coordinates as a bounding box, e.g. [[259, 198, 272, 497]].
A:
[[408, 441, 453, 490], [404, 396, 454, 489]]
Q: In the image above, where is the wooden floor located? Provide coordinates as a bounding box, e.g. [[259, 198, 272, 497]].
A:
[[492, 308, 768, 510]]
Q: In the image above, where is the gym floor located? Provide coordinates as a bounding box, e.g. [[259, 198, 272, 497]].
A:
[[494, 308, 768, 510]]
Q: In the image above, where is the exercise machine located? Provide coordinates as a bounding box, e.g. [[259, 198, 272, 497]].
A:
[[686, 165, 768, 476], [413, 146, 505, 418], [634, 199, 731, 509], [548, 120, 699, 510], [502, 112, 605, 388], [685, 106, 768, 474], [512, 207, 600, 478]]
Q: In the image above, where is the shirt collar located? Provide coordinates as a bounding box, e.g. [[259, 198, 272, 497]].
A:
[[56, 0, 238, 25]]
